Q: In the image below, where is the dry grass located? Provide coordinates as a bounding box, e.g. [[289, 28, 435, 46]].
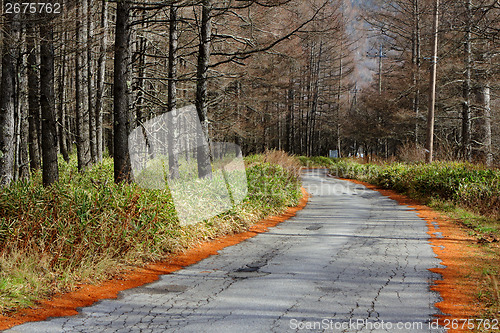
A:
[[261, 150, 302, 178], [397, 141, 426, 163], [246, 150, 302, 179]]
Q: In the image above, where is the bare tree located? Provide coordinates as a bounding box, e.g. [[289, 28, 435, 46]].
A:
[[195, 0, 213, 179], [167, 3, 180, 179], [57, 26, 70, 163], [0, 9, 20, 186], [114, 0, 133, 183], [95, 0, 108, 162], [26, 23, 42, 171], [17, 29, 30, 180], [425, 0, 440, 164], [75, 2, 91, 171], [40, 20, 59, 186], [88, 0, 97, 163]]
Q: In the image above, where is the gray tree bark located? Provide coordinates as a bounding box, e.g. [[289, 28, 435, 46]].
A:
[[475, 84, 493, 166], [88, 0, 97, 163], [412, 0, 421, 144], [286, 81, 294, 153], [0, 10, 20, 186], [425, 0, 439, 164], [26, 23, 41, 171], [167, 4, 180, 180], [95, 0, 108, 162], [336, 46, 343, 158], [40, 22, 59, 186], [76, 2, 91, 171], [58, 29, 70, 162], [18, 30, 30, 180], [462, 0, 472, 161], [195, 0, 213, 179], [113, 0, 132, 183]]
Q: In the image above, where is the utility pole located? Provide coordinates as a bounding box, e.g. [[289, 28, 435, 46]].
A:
[[367, 45, 386, 94], [336, 46, 343, 158], [425, 0, 439, 164]]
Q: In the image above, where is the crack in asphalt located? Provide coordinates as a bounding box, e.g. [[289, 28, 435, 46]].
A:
[[5, 169, 445, 333]]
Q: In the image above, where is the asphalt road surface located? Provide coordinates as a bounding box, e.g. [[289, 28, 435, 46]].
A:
[[7, 169, 445, 332]]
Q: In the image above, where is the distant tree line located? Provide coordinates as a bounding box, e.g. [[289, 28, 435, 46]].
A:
[[1, 0, 497, 189], [0, 0, 337, 187], [354, 0, 499, 164]]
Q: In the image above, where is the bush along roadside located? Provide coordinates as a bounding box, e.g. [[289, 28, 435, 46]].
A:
[[326, 159, 500, 224], [0, 151, 302, 314]]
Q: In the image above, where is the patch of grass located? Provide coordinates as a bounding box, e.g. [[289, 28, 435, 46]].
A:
[[323, 159, 499, 222], [428, 199, 500, 237], [0, 151, 301, 314], [298, 156, 339, 168]]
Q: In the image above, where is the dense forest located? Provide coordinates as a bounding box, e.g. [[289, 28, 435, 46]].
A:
[[0, 0, 498, 188]]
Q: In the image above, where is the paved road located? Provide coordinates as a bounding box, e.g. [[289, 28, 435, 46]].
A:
[[6, 169, 445, 332]]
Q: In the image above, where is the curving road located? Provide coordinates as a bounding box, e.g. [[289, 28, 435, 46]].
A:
[[6, 169, 445, 332]]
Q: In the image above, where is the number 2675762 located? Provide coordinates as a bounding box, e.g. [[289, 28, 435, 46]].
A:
[[4, 2, 62, 15]]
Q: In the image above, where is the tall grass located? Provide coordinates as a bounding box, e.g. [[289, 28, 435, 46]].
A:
[[0, 151, 302, 313], [324, 159, 500, 221]]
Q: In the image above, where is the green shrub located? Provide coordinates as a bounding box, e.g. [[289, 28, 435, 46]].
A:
[[298, 156, 338, 167], [327, 159, 381, 182], [0, 152, 301, 313], [328, 159, 500, 220]]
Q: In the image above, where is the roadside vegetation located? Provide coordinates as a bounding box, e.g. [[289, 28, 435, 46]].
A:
[[332, 159, 499, 229], [300, 156, 499, 232], [0, 151, 302, 314]]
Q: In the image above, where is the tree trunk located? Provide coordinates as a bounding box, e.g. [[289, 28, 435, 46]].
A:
[[336, 50, 343, 158], [75, 3, 91, 171], [26, 23, 41, 171], [88, 0, 97, 163], [425, 0, 439, 164], [95, 0, 108, 162], [299, 74, 306, 155], [40, 22, 59, 186], [286, 82, 294, 153], [58, 30, 70, 162], [18, 30, 30, 180], [309, 41, 322, 156], [0, 11, 20, 186], [134, 11, 146, 132], [304, 44, 315, 156], [412, 0, 421, 144], [113, 0, 132, 183], [195, 0, 213, 179], [462, 0, 472, 161], [167, 4, 180, 179], [475, 84, 493, 166]]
